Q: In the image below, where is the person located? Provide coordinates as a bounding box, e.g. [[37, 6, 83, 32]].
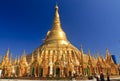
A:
[[96, 76, 99, 81], [107, 73, 110, 81], [0, 69, 2, 78], [100, 72, 105, 81], [96, 74, 100, 81], [93, 77, 96, 81], [72, 73, 76, 81]]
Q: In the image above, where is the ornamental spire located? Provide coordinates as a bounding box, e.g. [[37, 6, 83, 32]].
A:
[[80, 45, 83, 53], [44, 4, 68, 44], [31, 52, 34, 63], [37, 48, 40, 62], [5, 48, 9, 58], [4, 48, 10, 62], [52, 4, 62, 31], [9, 53, 12, 65]]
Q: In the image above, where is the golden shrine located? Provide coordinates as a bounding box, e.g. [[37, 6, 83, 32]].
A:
[[0, 5, 119, 78]]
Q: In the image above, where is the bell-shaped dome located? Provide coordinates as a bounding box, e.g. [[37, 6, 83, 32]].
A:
[[27, 5, 81, 69], [43, 5, 69, 45]]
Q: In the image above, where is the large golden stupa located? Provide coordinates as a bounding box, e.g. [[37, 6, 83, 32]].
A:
[[27, 4, 81, 77], [0, 5, 118, 78]]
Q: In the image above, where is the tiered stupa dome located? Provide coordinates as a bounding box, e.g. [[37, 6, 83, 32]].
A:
[[27, 5, 81, 65], [26, 5, 82, 77]]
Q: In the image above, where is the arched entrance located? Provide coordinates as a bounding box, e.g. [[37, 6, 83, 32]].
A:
[[32, 67, 35, 76], [64, 68, 67, 77], [69, 71, 72, 77], [56, 68, 60, 77], [16, 66, 19, 76], [86, 66, 90, 76], [35, 66, 39, 77], [39, 68, 43, 77]]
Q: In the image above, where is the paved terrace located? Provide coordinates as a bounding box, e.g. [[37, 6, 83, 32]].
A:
[[0, 79, 120, 81], [0, 76, 120, 81]]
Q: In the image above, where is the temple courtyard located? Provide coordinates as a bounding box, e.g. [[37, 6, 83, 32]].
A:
[[0, 76, 120, 81], [0, 79, 120, 81]]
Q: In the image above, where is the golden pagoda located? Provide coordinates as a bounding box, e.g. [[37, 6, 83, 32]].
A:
[[27, 4, 82, 77], [26, 5, 118, 77], [0, 4, 119, 78]]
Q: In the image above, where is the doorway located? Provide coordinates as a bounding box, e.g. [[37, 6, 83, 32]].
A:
[[56, 68, 60, 77]]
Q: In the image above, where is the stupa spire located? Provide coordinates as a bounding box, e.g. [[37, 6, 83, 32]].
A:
[[4, 48, 10, 62], [51, 4, 61, 30], [80, 45, 84, 53], [9, 53, 12, 65], [22, 50, 27, 63], [44, 4, 68, 44], [31, 52, 34, 63], [5, 48, 9, 58]]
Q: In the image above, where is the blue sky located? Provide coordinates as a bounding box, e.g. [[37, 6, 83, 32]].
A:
[[0, 0, 120, 63]]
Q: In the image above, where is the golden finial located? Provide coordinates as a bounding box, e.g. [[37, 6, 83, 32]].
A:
[[5, 48, 10, 57], [80, 45, 83, 53], [22, 50, 27, 62], [106, 48, 109, 53], [54, 4, 60, 23], [88, 49, 91, 56], [23, 50, 26, 55], [106, 48, 110, 59], [55, 4, 58, 11]]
